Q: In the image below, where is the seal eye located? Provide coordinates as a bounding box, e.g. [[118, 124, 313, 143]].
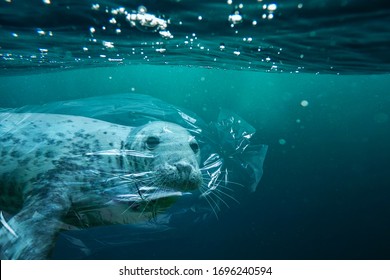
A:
[[145, 136, 160, 150], [190, 142, 199, 154]]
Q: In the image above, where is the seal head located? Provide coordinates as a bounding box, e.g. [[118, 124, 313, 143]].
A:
[[125, 121, 202, 192]]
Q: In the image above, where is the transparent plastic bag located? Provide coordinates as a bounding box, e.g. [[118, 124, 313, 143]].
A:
[[0, 93, 267, 259]]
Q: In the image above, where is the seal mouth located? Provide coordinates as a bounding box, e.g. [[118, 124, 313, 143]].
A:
[[113, 186, 192, 205]]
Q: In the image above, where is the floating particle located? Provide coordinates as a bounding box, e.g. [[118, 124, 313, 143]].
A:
[[265, 57, 271, 62], [233, 50, 240, 56], [138, 5, 147, 14], [103, 41, 114, 48], [268, 14, 274, 19], [300, 100, 309, 107], [91, 4, 100, 10], [267, 3, 277, 11], [11, 33, 18, 37], [89, 27, 96, 33], [198, 15, 203, 20], [227, 0, 233, 4], [83, 47, 88, 51], [36, 28, 46, 36], [109, 18, 117, 24], [159, 30, 173, 39], [298, 3, 303, 9], [42, 0, 51, 4], [115, 28, 121, 34], [155, 48, 166, 53], [252, 20, 257, 26], [228, 13, 243, 24], [219, 43, 225, 50], [279, 139, 286, 145]]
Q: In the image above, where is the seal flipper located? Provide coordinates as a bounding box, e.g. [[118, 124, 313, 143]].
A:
[[0, 186, 71, 259]]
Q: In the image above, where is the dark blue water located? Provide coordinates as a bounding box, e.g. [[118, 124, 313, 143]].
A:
[[1, 0, 390, 259]]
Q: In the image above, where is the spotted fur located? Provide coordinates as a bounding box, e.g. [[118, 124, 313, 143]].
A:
[[0, 113, 202, 259]]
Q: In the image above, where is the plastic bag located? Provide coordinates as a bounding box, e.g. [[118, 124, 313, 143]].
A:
[[0, 93, 267, 259]]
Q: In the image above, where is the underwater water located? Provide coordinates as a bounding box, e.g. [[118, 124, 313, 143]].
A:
[[1, 0, 390, 259]]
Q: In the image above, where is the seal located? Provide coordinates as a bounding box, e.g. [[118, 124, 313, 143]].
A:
[[0, 112, 202, 259]]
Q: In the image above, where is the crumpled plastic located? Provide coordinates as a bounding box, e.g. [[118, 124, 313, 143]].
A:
[[0, 93, 267, 259]]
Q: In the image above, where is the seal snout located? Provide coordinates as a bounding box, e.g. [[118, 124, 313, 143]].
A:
[[155, 161, 202, 191], [173, 161, 202, 191], [175, 161, 192, 177]]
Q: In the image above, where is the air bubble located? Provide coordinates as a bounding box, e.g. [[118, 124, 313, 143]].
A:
[[159, 30, 173, 39], [301, 100, 309, 107], [267, 4, 277, 11], [138, 6, 147, 14], [103, 41, 115, 49], [36, 28, 46, 36], [228, 13, 243, 24], [156, 48, 166, 53]]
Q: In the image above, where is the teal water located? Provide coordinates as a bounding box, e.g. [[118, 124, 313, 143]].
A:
[[1, 66, 389, 259], [1, 0, 390, 259]]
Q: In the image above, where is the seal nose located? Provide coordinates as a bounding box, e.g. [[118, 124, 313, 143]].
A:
[[175, 161, 192, 177]]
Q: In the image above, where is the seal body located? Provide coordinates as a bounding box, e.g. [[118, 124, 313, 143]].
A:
[[0, 113, 202, 259]]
